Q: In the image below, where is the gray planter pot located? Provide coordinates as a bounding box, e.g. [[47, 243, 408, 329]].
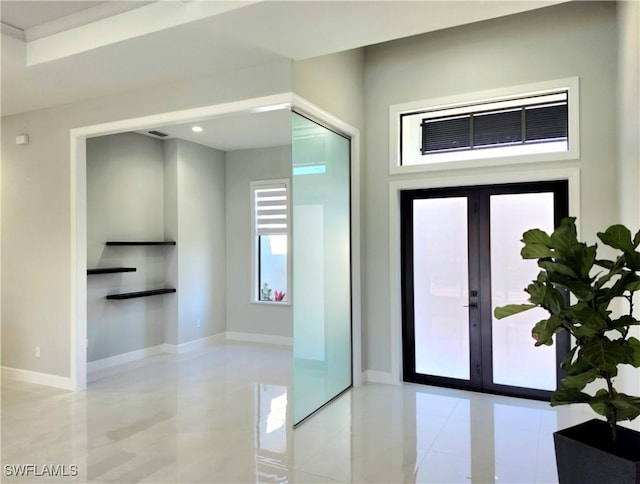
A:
[[554, 419, 640, 484]]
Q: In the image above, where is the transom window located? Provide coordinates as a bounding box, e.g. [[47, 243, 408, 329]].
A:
[[420, 92, 567, 155], [390, 78, 579, 173]]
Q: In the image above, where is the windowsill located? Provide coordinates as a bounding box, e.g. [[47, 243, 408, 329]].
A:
[[251, 301, 291, 307], [389, 148, 579, 175]]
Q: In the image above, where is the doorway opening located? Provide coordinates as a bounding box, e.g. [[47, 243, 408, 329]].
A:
[[401, 180, 569, 400], [71, 94, 362, 404]]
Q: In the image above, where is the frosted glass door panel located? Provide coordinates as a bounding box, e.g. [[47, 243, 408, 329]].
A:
[[413, 198, 470, 380], [292, 112, 351, 426], [490, 193, 556, 391]]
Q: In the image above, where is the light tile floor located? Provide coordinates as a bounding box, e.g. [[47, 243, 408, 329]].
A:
[[0, 341, 604, 483]]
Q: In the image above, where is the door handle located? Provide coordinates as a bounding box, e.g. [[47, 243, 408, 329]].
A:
[[464, 302, 478, 308]]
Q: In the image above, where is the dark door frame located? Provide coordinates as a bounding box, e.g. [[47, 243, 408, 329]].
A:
[[401, 180, 569, 401]]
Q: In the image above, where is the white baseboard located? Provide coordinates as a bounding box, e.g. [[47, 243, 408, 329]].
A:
[[2, 366, 74, 391], [88, 334, 225, 375], [162, 333, 225, 354], [88, 345, 166, 373], [225, 331, 293, 347], [362, 370, 396, 385]]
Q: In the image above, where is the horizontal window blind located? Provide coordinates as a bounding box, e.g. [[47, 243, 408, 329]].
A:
[[420, 92, 568, 155], [254, 184, 288, 236]]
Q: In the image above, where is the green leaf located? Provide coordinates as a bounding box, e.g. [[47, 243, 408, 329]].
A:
[[580, 338, 634, 373], [521, 244, 554, 259], [595, 259, 615, 269], [598, 225, 635, 252], [612, 393, 640, 422], [609, 315, 640, 332], [550, 218, 579, 255], [594, 268, 623, 290], [625, 252, 640, 271], [560, 368, 598, 391], [628, 337, 640, 367], [545, 272, 593, 301], [551, 388, 592, 406], [525, 281, 546, 305], [589, 389, 614, 419], [564, 349, 596, 376], [494, 304, 536, 319], [522, 229, 553, 247], [589, 391, 640, 423], [564, 243, 597, 278], [626, 279, 640, 292], [538, 260, 578, 279], [634, 229, 640, 248], [571, 305, 609, 332], [560, 345, 578, 371], [602, 271, 640, 301], [532, 315, 562, 346], [544, 285, 567, 315]]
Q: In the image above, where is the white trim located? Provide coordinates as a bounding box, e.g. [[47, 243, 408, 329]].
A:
[[225, 331, 293, 347], [87, 334, 224, 375], [161, 333, 224, 354], [71, 92, 362, 392], [71, 136, 87, 391], [2, 366, 75, 391], [388, 166, 580, 385], [362, 370, 396, 385], [389, 77, 580, 175], [87, 345, 166, 374]]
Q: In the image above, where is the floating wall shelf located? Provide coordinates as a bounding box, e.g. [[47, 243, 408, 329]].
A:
[[106, 241, 176, 246], [87, 267, 137, 275], [106, 288, 177, 300]]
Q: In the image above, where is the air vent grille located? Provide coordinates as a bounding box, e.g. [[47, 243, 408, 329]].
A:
[[148, 130, 168, 138]]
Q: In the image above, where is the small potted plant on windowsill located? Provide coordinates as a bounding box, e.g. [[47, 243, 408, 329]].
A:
[[494, 217, 640, 484]]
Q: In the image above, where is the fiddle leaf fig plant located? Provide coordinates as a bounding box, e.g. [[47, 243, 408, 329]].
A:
[[494, 217, 640, 444]]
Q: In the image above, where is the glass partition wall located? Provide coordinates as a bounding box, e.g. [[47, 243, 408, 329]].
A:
[[291, 112, 352, 426]]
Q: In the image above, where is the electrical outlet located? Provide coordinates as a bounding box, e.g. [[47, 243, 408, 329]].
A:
[[35, 346, 41, 358]]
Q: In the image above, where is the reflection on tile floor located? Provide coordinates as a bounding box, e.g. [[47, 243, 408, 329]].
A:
[[0, 341, 607, 483]]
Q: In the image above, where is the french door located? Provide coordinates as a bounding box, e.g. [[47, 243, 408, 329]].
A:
[[401, 181, 569, 400]]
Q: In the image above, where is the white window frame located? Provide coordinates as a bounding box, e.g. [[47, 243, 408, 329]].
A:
[[250, 178, 291, 305], [389, 77, 580, 175]]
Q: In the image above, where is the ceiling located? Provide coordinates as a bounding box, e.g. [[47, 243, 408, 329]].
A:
[[1, 0, 569, 151]]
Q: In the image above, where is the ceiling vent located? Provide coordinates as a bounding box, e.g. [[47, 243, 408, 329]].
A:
[[148, 130, 169, 138]]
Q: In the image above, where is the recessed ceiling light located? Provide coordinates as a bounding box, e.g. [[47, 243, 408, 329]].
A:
[[192, 126, 203, 133]]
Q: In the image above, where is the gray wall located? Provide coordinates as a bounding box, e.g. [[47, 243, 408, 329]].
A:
[[2, 2, 638, 386], [292, 47, 366, 364], [225, 145, 292, 338], [617, 0, 640, 396], [86, 134, 227, 361], [86, 133, 168, 361], [362, 1, 619, 374], [1, 60, 290, 377], [170, 140, 226, 344]]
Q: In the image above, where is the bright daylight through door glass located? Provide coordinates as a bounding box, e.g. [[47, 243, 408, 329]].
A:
[[413, 197, 470, 380], [490, 192, 556, 390]]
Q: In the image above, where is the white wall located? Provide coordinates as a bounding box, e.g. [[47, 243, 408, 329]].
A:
[[86, 133, 168, 361], [1, 60, 291, 377], [225, 145, 292, 338], [363, 1, 619, 375]]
